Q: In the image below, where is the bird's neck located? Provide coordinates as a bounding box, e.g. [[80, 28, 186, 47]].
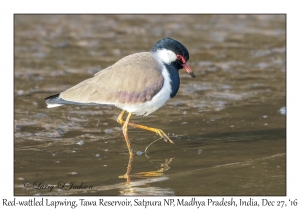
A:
[[164, 64, 180, 98]]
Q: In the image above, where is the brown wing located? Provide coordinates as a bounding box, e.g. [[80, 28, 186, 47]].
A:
[[59, 52, 164, 105]]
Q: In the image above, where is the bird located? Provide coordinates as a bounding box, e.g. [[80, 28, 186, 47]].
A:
[[45, 37, 195, 157]]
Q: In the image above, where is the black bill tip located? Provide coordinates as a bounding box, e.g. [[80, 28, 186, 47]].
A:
[[189, 72, 196, 78]]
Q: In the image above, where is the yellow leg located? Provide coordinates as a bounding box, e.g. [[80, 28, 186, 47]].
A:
[[117, 110, 174, 144], [119, 154, 133, 183], [117, 110, 126, 124], [117, 110, 134, 179], [122, 111, 133, 157]]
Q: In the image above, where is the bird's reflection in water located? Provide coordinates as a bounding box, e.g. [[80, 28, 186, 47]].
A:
[[119, 138, 174, 184], [118, 155, 174, 195], [119, 181, 174, 196]]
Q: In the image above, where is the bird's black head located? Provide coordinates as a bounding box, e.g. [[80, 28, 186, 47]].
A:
[[151, 38, 195, 78], [151, 37, 189, 62]]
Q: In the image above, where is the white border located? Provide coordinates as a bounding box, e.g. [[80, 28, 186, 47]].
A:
[[3, 0, 299, 209]]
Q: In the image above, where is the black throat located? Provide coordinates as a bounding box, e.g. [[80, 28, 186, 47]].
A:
[[164, 64, 180, 98]]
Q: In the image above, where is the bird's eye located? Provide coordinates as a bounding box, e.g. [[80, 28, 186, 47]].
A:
[[176, 55, 186, 64]]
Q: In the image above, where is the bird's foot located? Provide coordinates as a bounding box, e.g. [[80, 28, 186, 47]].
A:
[[154, 129, 174, 144]]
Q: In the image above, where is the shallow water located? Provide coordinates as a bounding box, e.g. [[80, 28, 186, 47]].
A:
[[14, 14, 286, 195]]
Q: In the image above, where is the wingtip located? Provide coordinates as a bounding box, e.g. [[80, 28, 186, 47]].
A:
[[44, 93, 60, 101]]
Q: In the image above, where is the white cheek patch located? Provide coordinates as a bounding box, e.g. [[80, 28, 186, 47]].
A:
[[155, 49, 177, 64]]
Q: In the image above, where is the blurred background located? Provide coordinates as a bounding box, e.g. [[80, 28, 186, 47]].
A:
[[14, 14, 286, 195]]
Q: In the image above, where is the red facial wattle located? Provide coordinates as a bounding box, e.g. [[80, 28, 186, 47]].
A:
[[176, 55, 195, 78]]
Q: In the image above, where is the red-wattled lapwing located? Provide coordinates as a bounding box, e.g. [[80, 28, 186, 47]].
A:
[[45, 37, 195, 157]]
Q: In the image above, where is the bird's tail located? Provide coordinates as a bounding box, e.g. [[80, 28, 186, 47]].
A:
[[45, 93, 101, 108]]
